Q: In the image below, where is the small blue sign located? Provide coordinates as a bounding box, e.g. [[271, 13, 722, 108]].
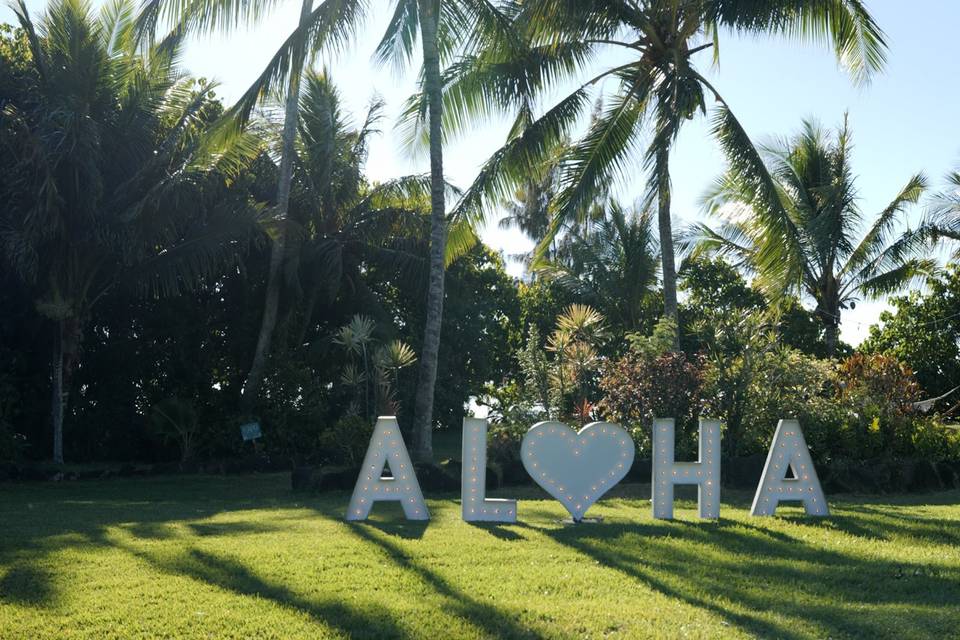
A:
[[240, 421, 262, 441]]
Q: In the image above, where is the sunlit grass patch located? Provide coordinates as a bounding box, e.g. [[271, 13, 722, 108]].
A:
[[1, 475, 958, 639]]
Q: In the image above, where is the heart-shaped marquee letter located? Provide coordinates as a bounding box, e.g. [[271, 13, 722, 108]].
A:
[[521, 421, 635, 521]]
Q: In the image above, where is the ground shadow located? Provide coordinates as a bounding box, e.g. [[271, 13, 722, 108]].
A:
[[0, 564, 55, 607], [540, 513, 960, 639], [347, 522, 545, 639], [113, 539, 412, 639], [465, 521, 528, 541]]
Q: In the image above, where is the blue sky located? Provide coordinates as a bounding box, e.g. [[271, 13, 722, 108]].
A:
[[4, 0, 958, 344]]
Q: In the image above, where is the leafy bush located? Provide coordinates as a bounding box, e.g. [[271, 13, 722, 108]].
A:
[[910, 418, 960, 462], [861, 265, 960, 399], [258, 355, 329, 463], [0, 347, 26, 462], [598, 350, 703, 457], [729, 348, 844, 463], [318, 415, 374, 467], [835, 353, 922, 457], [148, 398, 200, 464], [478, 382, 543, 470]]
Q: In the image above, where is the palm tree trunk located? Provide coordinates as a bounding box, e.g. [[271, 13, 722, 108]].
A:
[[51, 320, 64, 465], [824, 317, 840, 356], [240, 0, 313, 414], [410, 0, 446, 463], [656, 146, 679, 345], [295, 285, 319, 347]]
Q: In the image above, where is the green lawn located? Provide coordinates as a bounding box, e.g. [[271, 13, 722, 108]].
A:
[[1, 475, 958, 639]]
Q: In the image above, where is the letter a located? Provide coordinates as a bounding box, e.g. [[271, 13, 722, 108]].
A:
[[751, 419, 828, 517], [346, 417, 429, 521]]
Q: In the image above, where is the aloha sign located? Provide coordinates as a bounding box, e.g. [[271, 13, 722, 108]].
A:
[[346, 416, 828, 524]]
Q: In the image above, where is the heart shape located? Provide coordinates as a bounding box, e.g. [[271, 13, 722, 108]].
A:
[[521, 421, 635, 521]]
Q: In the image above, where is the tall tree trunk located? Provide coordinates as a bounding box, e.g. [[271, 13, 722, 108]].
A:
[[240, 0, 313, 415], [295, 285, 319, 347], [816, 300, 841, 357], [656, 145, 679, 345], [410, 0, 446, 463], [51, 320, 64, 465], [824, 315, 840, 357], [50, 316, 79, 464]]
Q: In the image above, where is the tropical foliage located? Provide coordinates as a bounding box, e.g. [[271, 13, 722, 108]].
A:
[[0, 0, 261, 462], [444, 0, 887, 338], [690, 117, 934, 354], [1, 0, 958, 474]]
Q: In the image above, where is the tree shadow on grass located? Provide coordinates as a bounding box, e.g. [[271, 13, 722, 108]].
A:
[[349, 503, 430, 540], [0, 564, 55, 607], [466, 522, 528, 541], [113, 541, 412, 640], [346, 523, 545, 639], [794, 503, 960, 546], [540, 516, 960, 639], [0, 475, 303, 613]]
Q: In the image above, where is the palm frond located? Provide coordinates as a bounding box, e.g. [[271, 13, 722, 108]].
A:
[[841, 172, 926, 277]]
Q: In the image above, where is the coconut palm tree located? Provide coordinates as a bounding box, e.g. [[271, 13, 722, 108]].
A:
[[536, 200, 660, 334], [136, 0, 367, 414], [688, 116, 935, 355], [140, 0, 501, 462], [373, 1, 519, 462], [923, 170, 960, 259], [445, 0, 888, 342], [0, 0, 262, 463], [281, 69, 432, 349]]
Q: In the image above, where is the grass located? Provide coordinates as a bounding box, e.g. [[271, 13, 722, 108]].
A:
[[0, 475, 958, 639]]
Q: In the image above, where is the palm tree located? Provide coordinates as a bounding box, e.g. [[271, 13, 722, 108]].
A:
[[136, 0, 367, 415], [373, 0, 449, 463], [537, 200, 660, 334], [689, 116, 935, 355], [141, 0, 497, 461], [372, 1, 520, 462], [923, 170, 960, 259], [0, 0, 261, 463], [497, 141, 567, 264], [282, 69, 431, 349], [445, 0, 887, 343]]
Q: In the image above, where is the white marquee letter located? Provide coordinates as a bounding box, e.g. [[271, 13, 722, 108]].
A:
[[461, 417, 516, 523], [652, 418, 721, 519], [346, 417, 428, 521], [751, 419, 828, 517]]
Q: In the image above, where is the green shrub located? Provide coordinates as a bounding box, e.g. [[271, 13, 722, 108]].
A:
[[258, 355, 329, 463], [835, 353, 922, 457], [318, 415, 374, 467], [735, 348, 846, 463], [479, 382, 543, 469], [598, 350, 703, 457], [910, 418, 960, 462], [0, 349, 25, 462]]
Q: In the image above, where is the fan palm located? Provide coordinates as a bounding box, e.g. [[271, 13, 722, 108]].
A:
[[689, 116, 935, 355], [444, 0, 887, 342], [0, 0, 262, 463], [537, 200, 660, 334]]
